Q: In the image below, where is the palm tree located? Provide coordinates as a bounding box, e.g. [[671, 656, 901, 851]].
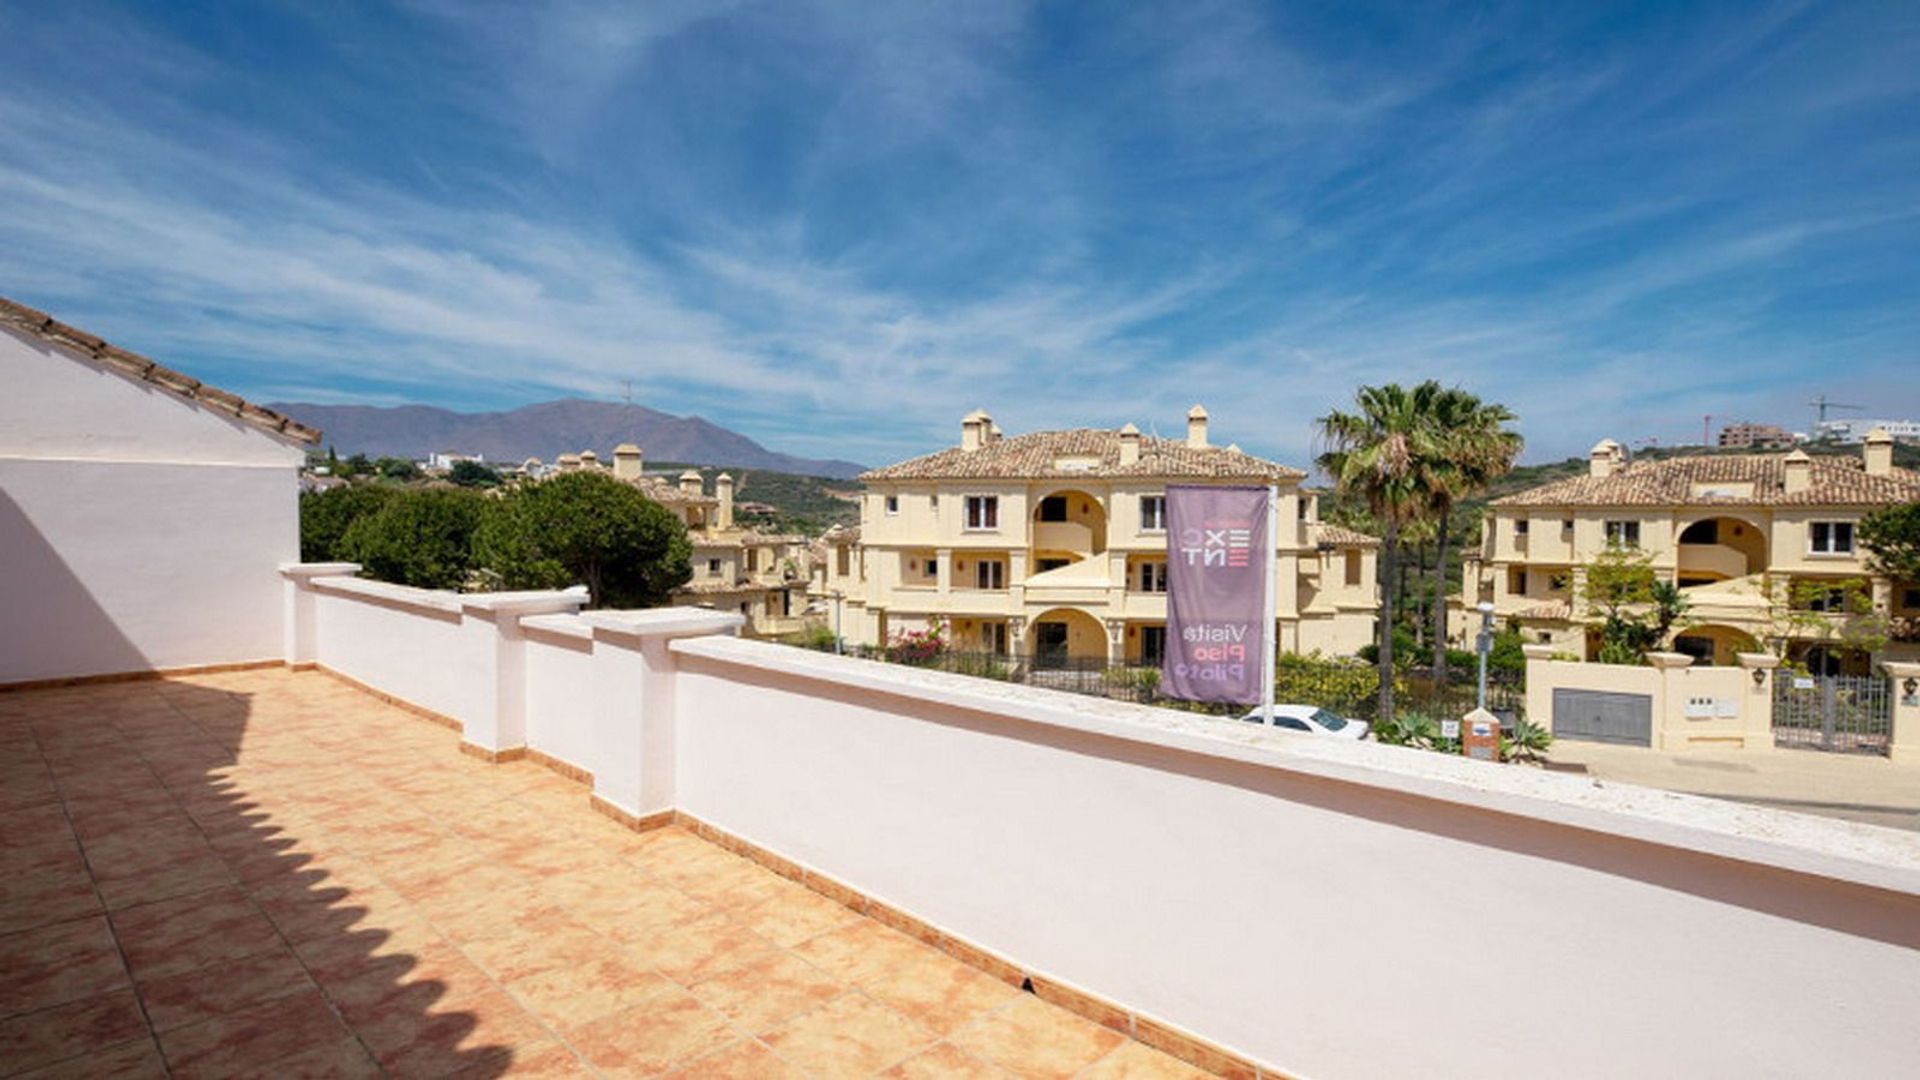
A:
[[1317, 383, 1446, 722], [1422, 390, 1522, 683]]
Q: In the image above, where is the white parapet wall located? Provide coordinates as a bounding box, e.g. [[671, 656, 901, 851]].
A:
[[279, 566, 1920, 1079]]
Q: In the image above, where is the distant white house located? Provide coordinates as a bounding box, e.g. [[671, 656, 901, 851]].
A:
[[1818, 418, 1920, 442], [0, 295, 319, 684], [428, 450, 484, 470]]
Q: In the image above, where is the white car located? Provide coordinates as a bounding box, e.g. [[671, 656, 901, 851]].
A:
[[1238, 705, 1370, 740]]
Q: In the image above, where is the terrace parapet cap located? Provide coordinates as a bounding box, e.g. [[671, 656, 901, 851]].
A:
[[580, 607, 745, 640], [459, 587, 589, 616], [1736, 652, 1782, 670], [1646, 651, 1695, 670], [279, 562, 360, 578]]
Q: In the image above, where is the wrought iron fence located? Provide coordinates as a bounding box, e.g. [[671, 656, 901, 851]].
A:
[[1772, 672, 1890, 754], [802, 641, 1523, 724]]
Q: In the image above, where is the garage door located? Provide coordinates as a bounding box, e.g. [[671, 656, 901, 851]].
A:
[[1552, 688, 1652, 746]]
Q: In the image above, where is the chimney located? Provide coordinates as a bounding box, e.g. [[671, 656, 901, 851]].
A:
[[612, 443, 643, 481], [1187, 405, 1209, 449], [1588, 439, 1621, 479], [1864, 427, 1894, 476], [679, 469, 703, 496], [1783, 449, 1812, 494], [716, 472, 735, 530], [961, 410, 989, 452], [1118, 423, 1141, 465]]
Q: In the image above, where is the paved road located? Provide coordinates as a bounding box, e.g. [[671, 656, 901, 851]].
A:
[[1543, 740, 1920, 833]]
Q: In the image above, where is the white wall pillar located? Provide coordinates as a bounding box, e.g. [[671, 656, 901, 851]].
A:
[[1886, 661, 1920, 766], [456, 589, 589, 756], [278, 562, 360, 665], [582, 608, 745, 821]]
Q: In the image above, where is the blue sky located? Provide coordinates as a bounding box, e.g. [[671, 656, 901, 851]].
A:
[[1, 1, 1916, 468]]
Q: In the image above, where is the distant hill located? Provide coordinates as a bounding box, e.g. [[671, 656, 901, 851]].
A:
[[271, 398, 866, 480]]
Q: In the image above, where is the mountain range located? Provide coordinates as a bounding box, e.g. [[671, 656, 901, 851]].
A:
[[268, 399, 866, 479]]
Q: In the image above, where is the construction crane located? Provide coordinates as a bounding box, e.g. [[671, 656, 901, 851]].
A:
[[1809, 394, 1864, 429]]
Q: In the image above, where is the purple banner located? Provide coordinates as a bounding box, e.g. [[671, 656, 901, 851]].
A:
[[1161, 485, 1269, 705]]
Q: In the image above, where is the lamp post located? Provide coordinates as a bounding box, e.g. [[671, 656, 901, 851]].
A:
[[1475, 600, 1496, 715]]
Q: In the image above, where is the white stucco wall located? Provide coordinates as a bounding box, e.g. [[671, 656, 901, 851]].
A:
[[309, 579, 469, 722], [0, 324, 305, 684], [667, 638, 1920, 1080], [277, 575, 1920, 1079], [523, 616, 598, 772]]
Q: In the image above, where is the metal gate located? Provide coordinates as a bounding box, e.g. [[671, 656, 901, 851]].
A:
[[1551, 689, 1652, 746], [1773, 673, 1890, 754]]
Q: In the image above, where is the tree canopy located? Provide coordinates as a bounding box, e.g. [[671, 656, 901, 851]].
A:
[[1861, 501, 1920, 582], [475, 471, 691, 608], [299, 482, 396, 561], [338, 487, 487, 590]]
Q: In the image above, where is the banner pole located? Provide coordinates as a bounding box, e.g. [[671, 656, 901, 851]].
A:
[[1262, 482, 1278, 721]]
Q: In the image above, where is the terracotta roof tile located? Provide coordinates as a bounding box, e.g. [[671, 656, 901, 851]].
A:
[[1311, 523, 1380, 548], [860, 428, 1304, 482], [1491, 453, 1920, 509], [1, 294, 322, 445]]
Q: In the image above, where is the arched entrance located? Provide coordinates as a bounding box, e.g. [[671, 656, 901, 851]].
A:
[[1029, 607, 1106, 666], [1030, 489, 1107, 574], [1670, 623, 1760, 666], [1676, 516, 1767, 586]]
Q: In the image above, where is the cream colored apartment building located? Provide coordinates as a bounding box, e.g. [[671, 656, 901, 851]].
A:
[[1465, 431, 1920, 669], [814, 408, 1380, 664]]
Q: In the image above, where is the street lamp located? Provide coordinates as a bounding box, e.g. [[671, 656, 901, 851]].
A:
[[1474, 600, 1497, 715]]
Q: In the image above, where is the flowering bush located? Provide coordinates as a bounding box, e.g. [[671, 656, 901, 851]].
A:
[[887, 620, 947, 665]]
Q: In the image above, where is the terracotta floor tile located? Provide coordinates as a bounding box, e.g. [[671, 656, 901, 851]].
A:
[[863, 951, 1023, 1037], [729, 883, 864, 948], [1077, 1041, 1217, 1079], [155, 987, 352, 1079], [632, 910, 780, 986], [441, 1039, 593, 1079], [662, 1038, 808, 1079], [135, 944, 315, 1032], [881, 1041, 1013, 1079], [948, 995, 1126, 1080], [353, 982, 545, 1079], [95, 855, 235, 911], [790, 919, 933, 987], [0, 915, 130, 1018], [564, 989, 737, 1078], [0, 990, 151, 1075], [499, 946, 678, 1031], [9, 1034, 168, 1079], [689, 950, 845, 1035], [110, 886, 284, 983], [0, 878, 104, 936], [759, 991, 937, 1075]]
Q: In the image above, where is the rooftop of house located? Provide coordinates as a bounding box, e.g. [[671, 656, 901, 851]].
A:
[[0, 668, 1196, 1077], [861, 428, 1303, 484], [1491, 443, 1920, 509], [0, 294, 322, 445], [1311, 523, 1380, 549]]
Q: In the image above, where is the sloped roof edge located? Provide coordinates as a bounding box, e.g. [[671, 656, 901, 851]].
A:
[[1, 295, 322, 445]]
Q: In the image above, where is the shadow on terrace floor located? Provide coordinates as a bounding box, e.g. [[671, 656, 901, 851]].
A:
[[3, 668, 1209, 1078]]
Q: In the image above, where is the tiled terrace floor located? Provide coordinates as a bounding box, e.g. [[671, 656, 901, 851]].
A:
[[1, 668, 1210, 1079]]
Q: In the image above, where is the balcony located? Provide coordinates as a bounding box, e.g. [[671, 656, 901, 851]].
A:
[[1031, 520, 1095, 557], [6, 565, 1920, 1078]]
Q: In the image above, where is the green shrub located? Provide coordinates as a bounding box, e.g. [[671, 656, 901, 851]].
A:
[[475, 471, 691, 608], [338, 487, 487, 590], [299, 482, 396, 561]]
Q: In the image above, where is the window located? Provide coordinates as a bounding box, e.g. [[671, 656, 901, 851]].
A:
[[1039, 496, 1068, 522], [964, 495, 999, 530], [1605, 520, 1640, 547], [984, 622, 1009, 654], [930, 494, 939, 511], [1903, 587, 1920, 610], [1549, 571, 1571, 593], [1139, 625, 1167, 665], [836, 548, 851, 577], [707, 558, 722, 576], [1513, 519, 1529, 537], [745, 549, 757, 572], [1801, 583, 1848, 612], [1137, 561, 1168, 593], [975, 560, 1005, 589], [884, 494, 899, 516], [1508, 568, 1528, 595], [1344, 550, 1362, 587], [1809, 521, 1854, 555], [1141, 495, 1167, 532]]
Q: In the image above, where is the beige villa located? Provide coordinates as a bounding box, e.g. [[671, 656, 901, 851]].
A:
[[1465, 431, 1920, 669], [814, 407, 1380, 664]]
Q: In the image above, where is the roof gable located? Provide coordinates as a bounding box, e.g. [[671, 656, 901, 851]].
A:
[[861, 427, 1305, 483]]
